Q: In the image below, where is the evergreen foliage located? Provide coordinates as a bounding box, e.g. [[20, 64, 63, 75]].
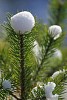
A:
[[0, 0, 67, 100]]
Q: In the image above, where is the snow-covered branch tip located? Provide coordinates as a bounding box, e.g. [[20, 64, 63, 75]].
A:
[[11, 11, 35, 34], [48, 25, 62, 40], [44, 82, 59, 100]]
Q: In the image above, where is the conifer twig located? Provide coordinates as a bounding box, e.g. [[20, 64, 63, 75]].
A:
[[19, 33, 25, 100], [33, 38, 53, 81]]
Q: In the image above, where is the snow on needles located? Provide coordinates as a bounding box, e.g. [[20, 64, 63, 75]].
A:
[[2, 80, 11, 89], [53, 49, 62, 60], [51, 69, 65, 79], [44, 82, 58, 100], [32, 40, 42, 64], [11, 11, 35, 34], [49, 25, 62, 40]]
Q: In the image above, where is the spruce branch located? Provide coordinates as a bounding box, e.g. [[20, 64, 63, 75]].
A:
[[19, 33, 25, 100], [33, 37, 54, 81], [0, 10, 65, 100]]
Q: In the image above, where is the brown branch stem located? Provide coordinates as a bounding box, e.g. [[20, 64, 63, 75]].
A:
[[19, 34, 25, 100], [9, 91, 21, 100]]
